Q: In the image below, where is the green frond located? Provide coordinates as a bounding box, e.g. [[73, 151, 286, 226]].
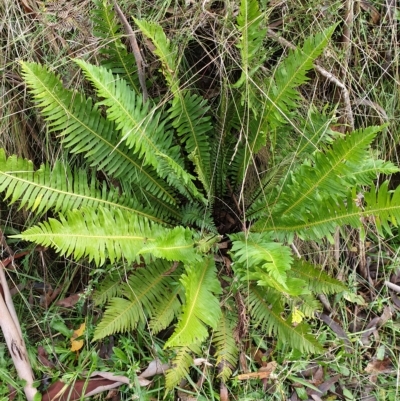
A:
[[249, 285, 323, 353], [149, 278, 184, 334], [93, 270, 125, 306], [181, 204, 217, 233], [134, 20, 213, 195], [14, 207, 198, 266], [256, 181, 400, 241], [170, 92, 213, 195], [0, 150, 168, 221], [233, 0, 266, 89], [75, 60, 180, 170], [213, 310, 238, 382], [156, 153, 207, 203], [133, 19, 178, 92], [93, 260, 184, 340], [165, 343, 202, 390], [20, 61, 178, 210], [263, 25, 336, 130], [230, 232, 300, 294], [75, 60, 199, 199], [253, 126, 384, 227], [288, 294, 322, 319], [91, 0, 140, 92], [348, 158, 399, 185], [166, 256, 222, 347], [290, 259, 347, 294]]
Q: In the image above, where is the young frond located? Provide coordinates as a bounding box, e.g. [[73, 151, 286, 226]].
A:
[[230, 232, 297, 293], [134, 19, 178, 92], [14, 207, 198, 266], [166, 256, 222, 347], [93, 260, 184, 340]]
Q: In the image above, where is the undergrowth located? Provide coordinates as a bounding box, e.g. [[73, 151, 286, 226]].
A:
[[0, 0, 399, 400]]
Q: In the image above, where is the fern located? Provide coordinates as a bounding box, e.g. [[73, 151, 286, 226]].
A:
[[135, 19, 213, 195], [230, 232, 297, 294], [93, 270, 126, 306], [3, 5, 399, 393], [20, 62, 178, 215], [233, 0, 266, 89], [165, 256, 222, 347], [15, 207, 198, 266], [263, 25, 336, 130], [165, 343, 202, 390], [213, 310, 238, 382], [91, 0, 141, 92], [290, 259, 347, 294], [93, 260, 184, 340], [249, 285, 322, 353], [0, 150, 171, 224]]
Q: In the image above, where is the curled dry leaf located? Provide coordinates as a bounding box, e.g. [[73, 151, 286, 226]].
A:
[[238, 361, 277, 380]]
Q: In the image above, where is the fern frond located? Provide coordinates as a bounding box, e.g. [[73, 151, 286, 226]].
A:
[[290, 259, 347, 294], [75, 60, 200, 199], [233, 0, 266, 89], [14, 207, 198, 266], [134, 20, 213, 195], [20, 62, 178, 211], [165, 343, 202, 390], [75, 60, 179, 169], [133, 19, 178, 92], [288, 294, 322, 319], [249, 285, 322, 353], [0, 150, 168, 221], [170, 92, 213, 195], [93, 260, 184, 340], [213, 310, 238, 382], [253, 126, 384, 227], [348, 158, 399, 185], [230, 232, 298, 294], [149, 278, 184, 334], [92, 0, 140, 92], [166, 256, 222, 347], [263, 25, 336, 130], [255, 182, 400, 241], [181, 203, 217, 233], [93, 269, 125, 305]]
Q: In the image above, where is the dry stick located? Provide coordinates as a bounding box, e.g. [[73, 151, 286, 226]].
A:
[[0, 262, 37, 401], [112, 0, 148, 103], [342, 0, 354, 71], [267, 28, 354, 130]]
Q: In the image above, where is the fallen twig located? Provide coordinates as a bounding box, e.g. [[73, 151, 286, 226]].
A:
[[113, 0, 148, 103]]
